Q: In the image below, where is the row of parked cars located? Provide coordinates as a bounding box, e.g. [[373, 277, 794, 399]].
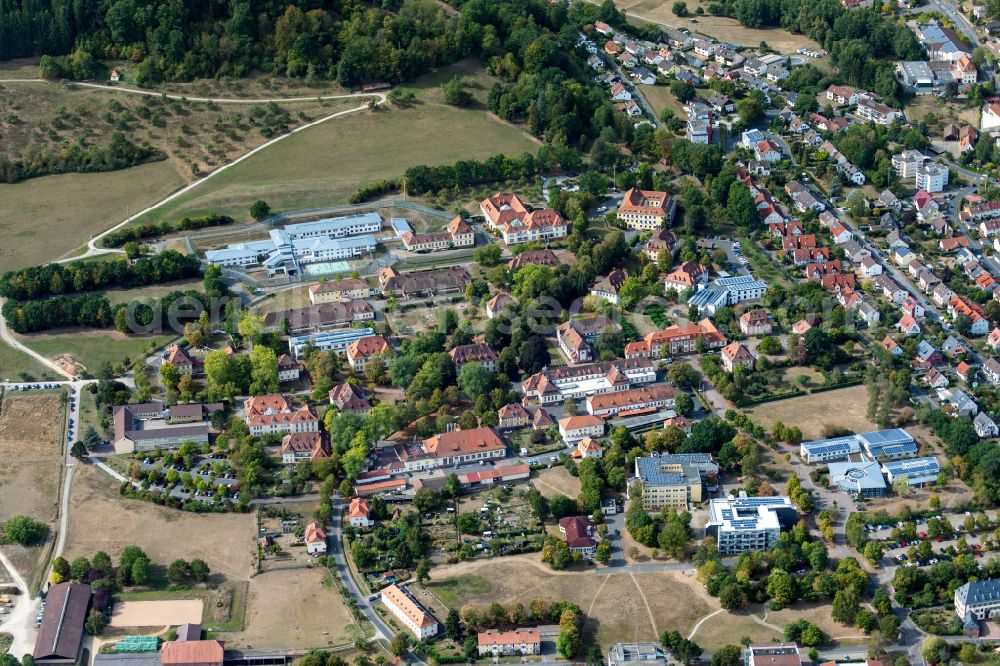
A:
[[8, 383, 62, 390]]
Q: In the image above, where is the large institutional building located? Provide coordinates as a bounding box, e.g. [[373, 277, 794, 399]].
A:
[[705, 495, 798, 555], [205, 212, 382, 275], [479, 193, 569, 245], [632, 454, 719, 510], [616, 188, 676, 231]]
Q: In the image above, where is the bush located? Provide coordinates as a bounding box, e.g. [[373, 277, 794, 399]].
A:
[[1, 516, 48, 546]]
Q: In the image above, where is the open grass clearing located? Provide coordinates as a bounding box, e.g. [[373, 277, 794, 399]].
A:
[[102, 278, 205, 306], [16, 329, 175, 376], [217, 568, 361, 649], [0, 342, 55, 381], [767, 603, 868, 644], [64, 464, 255, 580], [531, 465, 580, 499], [0, 391, 65, 581], [0, 160, 184, 270], [128, 101, 540, 227], [426, 557, 713, 649], [744, 385, 873, 441]]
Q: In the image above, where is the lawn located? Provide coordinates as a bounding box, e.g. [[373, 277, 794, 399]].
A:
[[744, 385, 874, 440], [426, 558, 715, 649], [103, 278, 206, 306], [0, 342, 55, 381], [15, 329, 175, 376], [0, 391, 66, 582], [0, 161, 185, 270], [127, 102, 540, 227]]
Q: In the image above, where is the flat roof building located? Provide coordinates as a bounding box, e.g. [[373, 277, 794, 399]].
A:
[[607, 643, 669, 666], [827, 459, 887, 497], [799, 436, 861, 464], [288, 327, 376, 358], [882, 456, 940, 487], [633, 454, 719, 511], [745, 645, 802, 666], [113, 403, 210, 454], [706, 495, 797, 555]]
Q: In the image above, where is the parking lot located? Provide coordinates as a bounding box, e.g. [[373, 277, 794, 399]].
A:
[[862, 510, 998, 568], [134, 452, 241, 503]]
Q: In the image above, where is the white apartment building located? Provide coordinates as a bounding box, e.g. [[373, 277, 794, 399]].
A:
[[705, 495, 797, 555], [915, 163, 949, 193]]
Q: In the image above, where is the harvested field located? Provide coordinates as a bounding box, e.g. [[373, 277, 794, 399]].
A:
[[0, 392, 64, 524], [218, 568, 360, 649], [744, 385, 874, 440], [110, 600, 203, 627], [531, 466, 580, 499], [64, 464, 255, 580], [0, 161, 184, 269], [426, 557, 714, 649]]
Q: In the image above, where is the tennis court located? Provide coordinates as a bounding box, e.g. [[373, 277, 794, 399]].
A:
[[302, 260, 351, 276]]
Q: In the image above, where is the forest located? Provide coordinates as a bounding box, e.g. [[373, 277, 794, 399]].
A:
[[4, 0, 503, 87]]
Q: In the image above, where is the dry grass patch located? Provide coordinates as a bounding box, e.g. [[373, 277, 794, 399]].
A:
[[604, 0, 822, 52], [16, 329, 175, 376], [427, 557, 714, 649], [531, 465, 580, 499], [218, 568, 361, 649], [0, 160, 184, 269], [691, 609, 782, 652], [0, 392, 64, 524], [0, 391, 65, 582], [64, 464, 255, 580], [744, 385, 874, 440], [767, 603, 866, 643]]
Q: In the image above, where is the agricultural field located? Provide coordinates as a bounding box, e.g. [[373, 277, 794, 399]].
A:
[[0, 161, 184, 270], [425, 559, 715, 649], [744, 385, 874, 440], [218, 568, 362, 649], [15, 329, 175, 377], [63, 464, 255, 580], [0, 391, 65, 580]]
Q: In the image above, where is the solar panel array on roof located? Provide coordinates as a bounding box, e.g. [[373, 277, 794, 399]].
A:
[[883, 457, 940, 476]]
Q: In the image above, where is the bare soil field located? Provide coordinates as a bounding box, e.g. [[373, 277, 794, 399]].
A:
[[744, 385, 874, 440], [0, 161, 184, 270], [426, 557, 714, 649], [110, 600, 204, 627], [218, 568, 360, 649], [531, 466, 580, 499], [64, 464, 255, 580]]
